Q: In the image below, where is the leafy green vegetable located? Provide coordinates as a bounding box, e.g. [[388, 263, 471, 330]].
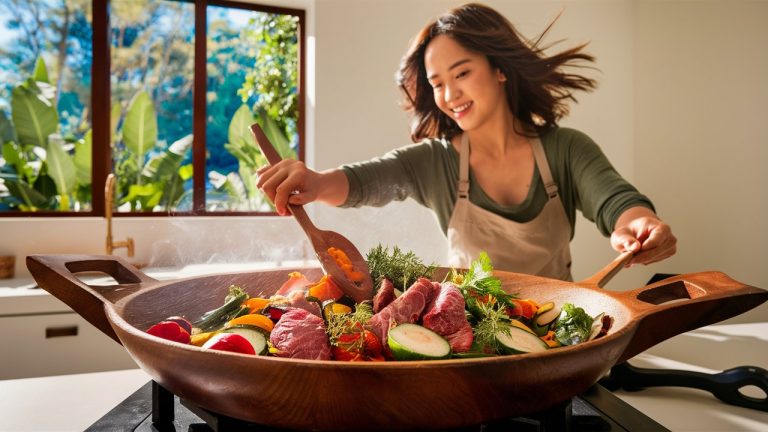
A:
[[194, 285, 249, 332], [553, 303, 594, 346], [451, 252, 516, 319], [366, 245, 436, 291]]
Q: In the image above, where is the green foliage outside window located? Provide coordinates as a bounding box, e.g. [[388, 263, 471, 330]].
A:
[[0, 1, 302, 214], [1, 58, 91, 211], [239, 13, 299, 143]]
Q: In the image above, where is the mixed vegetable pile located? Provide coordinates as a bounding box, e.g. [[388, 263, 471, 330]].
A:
[[145, 247, 612, 360]]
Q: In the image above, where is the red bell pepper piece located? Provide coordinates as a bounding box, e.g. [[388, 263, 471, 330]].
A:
[[146, 321, 191, 344], [201, 333, 256, 355]]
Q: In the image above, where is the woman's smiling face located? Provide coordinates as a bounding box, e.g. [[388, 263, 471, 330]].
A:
[[424, 34, 508, 132]]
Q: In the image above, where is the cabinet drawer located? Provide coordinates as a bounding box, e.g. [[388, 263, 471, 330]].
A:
[[0, 313, 138, 380]]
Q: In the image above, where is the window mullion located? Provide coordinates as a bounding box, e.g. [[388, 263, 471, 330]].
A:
[[92, 0, 111, 217], [193, 0, 208, 214]]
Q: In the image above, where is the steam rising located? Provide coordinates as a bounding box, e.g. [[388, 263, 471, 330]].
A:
[[144, 216, 312, 268]]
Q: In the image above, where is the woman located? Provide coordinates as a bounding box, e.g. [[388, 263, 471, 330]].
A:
[[256, 3, 676, 280]]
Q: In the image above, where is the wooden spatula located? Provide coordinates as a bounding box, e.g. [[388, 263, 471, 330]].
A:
[[250, 123, 374, 303], [578, 250, 634, 288]]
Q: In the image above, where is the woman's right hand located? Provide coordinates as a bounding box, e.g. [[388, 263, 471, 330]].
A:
[[256, 160, 348, 215]]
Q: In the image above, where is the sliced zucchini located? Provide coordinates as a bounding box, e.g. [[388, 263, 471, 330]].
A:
[[531, 321, 550, 337], [496, 326, 548, 354], [223, 325, 268, 355], [388, 324, 451, 360], [535, 302, 561, 327]]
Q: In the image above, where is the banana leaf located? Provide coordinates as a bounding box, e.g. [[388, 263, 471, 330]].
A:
[[257, 108, 295, 160], [239, 163, 258, 200], [141, 134, 192, 181], [140, 134, 192, 211], [11, 78, 58, 149], [228, 105, 257, 154], [74, 129, 92, 186], [45, 139, 76, 206], [123, 91, 157, 179], [32, 57, 50, 84], [178, 164, 193, 181], [223, 172, 247, 209], [0, 111, 16, 144], [2, 142, 25, 176], [33, 172, 57, 202], [160, 174, 184, 210], [4, 178, 50, 209], [122, 183, 162, 211]]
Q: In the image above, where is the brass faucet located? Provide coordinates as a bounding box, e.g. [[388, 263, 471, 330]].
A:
[[105, 173, 135, 257]]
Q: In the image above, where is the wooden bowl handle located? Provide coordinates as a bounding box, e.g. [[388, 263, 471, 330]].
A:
[[614, 271, 768, 363], [26, 254, 158, 344]]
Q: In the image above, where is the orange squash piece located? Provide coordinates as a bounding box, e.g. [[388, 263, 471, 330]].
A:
[[225, 314, 275, 333], [508, 299, 539, 320], [327, 247, 365, 282], [244, 297, 271, 313], [306, 274, 345, 302]]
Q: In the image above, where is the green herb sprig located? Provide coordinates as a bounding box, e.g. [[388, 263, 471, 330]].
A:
[[472, 301, 512, 354], [366, 245, 436, 291], [326, 302, 373, 348]]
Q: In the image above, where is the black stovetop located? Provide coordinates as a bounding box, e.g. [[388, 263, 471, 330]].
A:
[[85, 380, 668, 432]]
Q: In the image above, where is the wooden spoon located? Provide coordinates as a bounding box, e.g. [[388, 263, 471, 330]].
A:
[[250, 123, 374, 303], [578, 250, 634, 288]]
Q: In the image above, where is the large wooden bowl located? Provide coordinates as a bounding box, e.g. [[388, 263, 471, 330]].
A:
[[26, 254, 767, 431]]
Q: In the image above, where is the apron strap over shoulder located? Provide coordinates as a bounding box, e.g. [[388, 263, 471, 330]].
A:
[[458, 133, 470, 199], [448, 132, 572, 280], [530, 137, 559, 199]]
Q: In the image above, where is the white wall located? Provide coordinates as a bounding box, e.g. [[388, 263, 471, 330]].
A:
[[631, 0, 768, 322], [2, 0, 766, 321]]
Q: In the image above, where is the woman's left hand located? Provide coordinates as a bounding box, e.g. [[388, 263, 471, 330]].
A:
[[610, 206, 677, 266]]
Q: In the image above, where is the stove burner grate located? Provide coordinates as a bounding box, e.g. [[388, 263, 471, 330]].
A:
[[87, 381, 667, 432]]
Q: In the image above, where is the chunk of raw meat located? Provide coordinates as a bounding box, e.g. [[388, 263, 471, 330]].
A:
[[270, 308, 331, 360], [367, 278, 437, 352], [423, 282, 473, 352], [373, 278, 396, 313]]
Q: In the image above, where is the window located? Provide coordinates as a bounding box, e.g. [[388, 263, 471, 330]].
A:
[[0, 0, 93, 212], [0, 0, 304, 216]]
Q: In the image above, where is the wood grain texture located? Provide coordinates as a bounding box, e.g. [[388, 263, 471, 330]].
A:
[[26, 254, 767, 430]]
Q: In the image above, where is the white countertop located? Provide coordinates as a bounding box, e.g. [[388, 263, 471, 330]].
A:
[[0, 323, 766, 431]]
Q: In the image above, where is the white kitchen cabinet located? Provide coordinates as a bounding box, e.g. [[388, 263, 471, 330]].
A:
[[0, 286, 138, 380]]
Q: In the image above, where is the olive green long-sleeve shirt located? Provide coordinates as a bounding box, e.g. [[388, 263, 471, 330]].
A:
[[340, 127, 653, 238]]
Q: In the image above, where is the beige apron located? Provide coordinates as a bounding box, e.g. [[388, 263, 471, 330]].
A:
[[447, 133, 573, 280]]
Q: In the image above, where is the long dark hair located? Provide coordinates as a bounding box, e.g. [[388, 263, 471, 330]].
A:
[[396, 3, 598, 142]]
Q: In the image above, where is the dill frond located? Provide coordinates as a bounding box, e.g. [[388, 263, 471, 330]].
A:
[[326, 302, 373, 347], [472, 302, 511, 354]]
